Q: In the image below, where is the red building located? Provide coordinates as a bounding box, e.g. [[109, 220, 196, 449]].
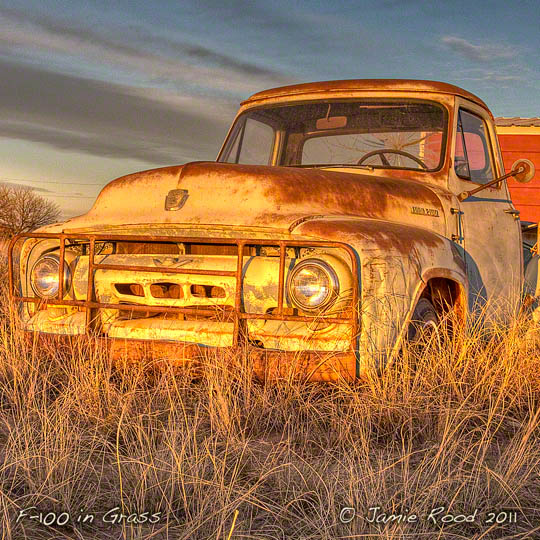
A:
[[496, 118, 540, 223]]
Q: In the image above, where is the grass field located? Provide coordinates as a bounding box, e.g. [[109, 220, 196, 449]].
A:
[[1, 256, 540, 539]]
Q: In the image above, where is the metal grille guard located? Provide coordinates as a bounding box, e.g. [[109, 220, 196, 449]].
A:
[[8, 232, 359, 352]]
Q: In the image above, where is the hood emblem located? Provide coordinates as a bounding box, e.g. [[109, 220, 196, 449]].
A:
[[165, 189, 189, 211]]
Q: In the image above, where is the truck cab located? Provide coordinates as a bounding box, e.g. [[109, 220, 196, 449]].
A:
[[218, 80, 526, 315], [8, 80, 535, 380]]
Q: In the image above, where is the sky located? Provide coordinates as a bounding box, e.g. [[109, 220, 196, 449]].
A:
[[0, 0, 538, 218]]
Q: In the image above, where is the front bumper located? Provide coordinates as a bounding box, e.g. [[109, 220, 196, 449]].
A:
[[33, 333, 358, 382], [9, 231, 360, 380]]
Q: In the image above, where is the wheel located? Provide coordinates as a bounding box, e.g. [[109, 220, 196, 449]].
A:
[[407, 298, 439, 344], [357, 148, 428, 169]]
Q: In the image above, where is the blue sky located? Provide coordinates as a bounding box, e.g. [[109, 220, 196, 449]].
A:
[[1, 0, 538, 217]]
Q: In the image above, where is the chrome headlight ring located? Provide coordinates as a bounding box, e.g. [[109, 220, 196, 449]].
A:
[[286, 258, 340, 312], [30, 253, 71, 299]]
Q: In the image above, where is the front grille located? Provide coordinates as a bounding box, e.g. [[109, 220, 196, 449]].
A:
[[8, 232, 359, 349], [92, 241, 255, 257], [114, 283, 145, 297], [114, 242, 181, 254], [151, 283, 183, 299], [117, 305, 235, 322]]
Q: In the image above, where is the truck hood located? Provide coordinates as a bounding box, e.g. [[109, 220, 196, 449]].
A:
[[55, 161, 446, 236]]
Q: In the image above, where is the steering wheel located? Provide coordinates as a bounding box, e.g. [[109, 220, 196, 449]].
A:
[[357, 149, 428, 169]]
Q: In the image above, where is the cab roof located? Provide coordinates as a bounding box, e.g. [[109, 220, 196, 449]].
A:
[[243, 79, 489, 110]]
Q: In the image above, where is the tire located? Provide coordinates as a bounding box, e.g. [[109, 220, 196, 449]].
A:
[[407, 298, 439, 344]]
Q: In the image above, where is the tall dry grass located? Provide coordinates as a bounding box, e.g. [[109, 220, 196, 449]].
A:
[[1, 259, 540, 539]]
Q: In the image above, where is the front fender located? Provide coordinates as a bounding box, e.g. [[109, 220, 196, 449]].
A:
[[294, 216, 467, 371]]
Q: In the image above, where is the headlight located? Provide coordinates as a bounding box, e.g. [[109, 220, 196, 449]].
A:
[[30, 254, 71, 299], [287, 258, 339, 312]]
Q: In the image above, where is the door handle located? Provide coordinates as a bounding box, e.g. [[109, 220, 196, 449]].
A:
[[504, 209, 520, 220], [450, 207, 464, 244]]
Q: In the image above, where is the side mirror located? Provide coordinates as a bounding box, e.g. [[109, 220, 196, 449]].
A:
[[512, 158, 535, 184], [458, 158, 536, 201]]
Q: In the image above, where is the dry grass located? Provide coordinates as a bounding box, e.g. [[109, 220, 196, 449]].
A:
[[1, 262, 540, 539]]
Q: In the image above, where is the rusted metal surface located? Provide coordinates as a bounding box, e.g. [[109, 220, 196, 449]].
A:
[[9, 232, 360, 374], [291, 216, 467, 366], [38, 161, 450, 233], [58, 237, 65, 299], [30, 332, 356, 382], [277, 244, 286, 315], [295, 217, 447, 256], [233, 241, 245, 347], [242, 79, 490, 111], [91, 263, 237, 277], [184, 162, 444, 211], [448, 96, 523, 313], [86, 238, 95, 331]]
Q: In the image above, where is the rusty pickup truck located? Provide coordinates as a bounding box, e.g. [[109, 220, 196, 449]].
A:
[[8, 79, 536, 381]]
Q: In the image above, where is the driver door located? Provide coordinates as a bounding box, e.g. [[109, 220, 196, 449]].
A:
[[450, 98, 522, 317]]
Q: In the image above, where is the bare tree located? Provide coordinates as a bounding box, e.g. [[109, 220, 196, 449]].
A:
[[0, 185, 61, 238]]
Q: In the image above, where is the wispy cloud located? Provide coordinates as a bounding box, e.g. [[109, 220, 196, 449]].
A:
[[0, 6, 291, 99], [0, 181, 50, 193], [456, 68, 527, 83], [0, 5, 299, 189], [0, 59, 236, 163], [441, 36, 517, 63]]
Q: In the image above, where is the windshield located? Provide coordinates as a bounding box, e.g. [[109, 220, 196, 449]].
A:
[[218, 100, 447, 171]]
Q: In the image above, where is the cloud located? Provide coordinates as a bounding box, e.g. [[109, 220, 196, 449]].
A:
[[0, 181, 50, 193], [380, 0, 422, 6], [441, 36, 517, 63], [48, 192, 95, 199], [0, 6, 290, 98], [456, 68, 526, 83], [0, 58, 237, 163], [178, 0, 323, 43], [133, 32, 281, 79]]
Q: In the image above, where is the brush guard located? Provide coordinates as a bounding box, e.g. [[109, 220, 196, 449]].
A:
[[8, 232, 360, 377]]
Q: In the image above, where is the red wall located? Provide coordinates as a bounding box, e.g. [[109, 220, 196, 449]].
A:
[[499, 133, 540, 222]]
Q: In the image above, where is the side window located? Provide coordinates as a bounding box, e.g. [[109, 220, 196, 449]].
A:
[[224, 117, 275, 165], [455, 109, 495, 184]]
